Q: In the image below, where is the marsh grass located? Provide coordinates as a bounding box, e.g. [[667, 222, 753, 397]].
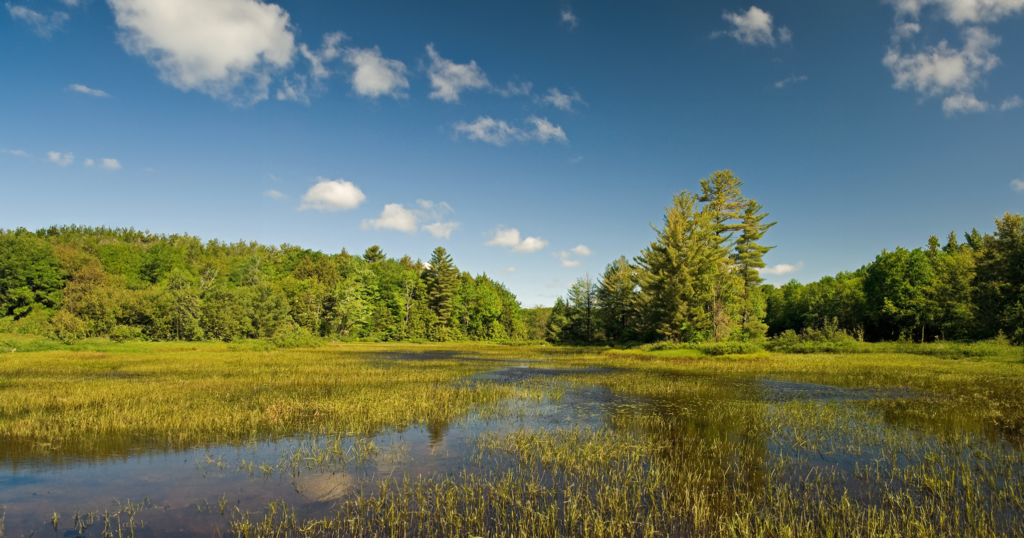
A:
[[3, 341, 1024, 536]]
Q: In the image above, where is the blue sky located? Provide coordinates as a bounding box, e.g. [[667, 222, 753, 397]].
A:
[[1, 0, 1022, 306]]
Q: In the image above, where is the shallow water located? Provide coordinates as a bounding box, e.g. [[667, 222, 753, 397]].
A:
[[2, 354, 1021, 537]]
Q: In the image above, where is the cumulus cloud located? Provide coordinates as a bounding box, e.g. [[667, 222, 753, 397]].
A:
[[68, 84, 111, 97], [425, 44, 490, 103], [83, 158, 94, 166], [527, 116, 568, 143], [943, 92, 989, 114], [6, 4, 69, 37], [561, 7, 578, 29], [884, 1, 1019, 114], [1, 149, 28, 157], [108, 0, 297, 105], [884, 27, 1000, 98], [1011, 178, 1024, 192], [775, 75, 807, 88], [343, 46, 409, 98], [1001, 95, 1022, 111], [48, 151, 73, 166], [299, 177, 366, 211], [362, 203, 419, 233], [264, 189, 285, 199], [495, 81, 533, 97], [758, 262, 804, 276], [541, 88, 582, 111], [886, 0, 1023, 25], [716, 6, 789, 47], [422, 221, 460, 239], [361, 199, 459, 237], [571, 244, 592, 256], [100, 158, 121, 169], [487, 227, 548, 253], [300, 31, 344, 80], [454, 116, 568, 146]]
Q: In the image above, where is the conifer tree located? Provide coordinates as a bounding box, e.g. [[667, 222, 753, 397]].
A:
[[362, 245, 386, 264], [734, 199, 775, 338], [423, 246, 458, 326], [635, 191, 722, 341], [597, 256, 639, 341], [698, 170, 749, 339]]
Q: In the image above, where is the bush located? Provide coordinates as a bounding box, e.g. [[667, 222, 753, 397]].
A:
[[270, 324, 323, 348], [110, 324, 146, 342], [50, 310, 86, 342]]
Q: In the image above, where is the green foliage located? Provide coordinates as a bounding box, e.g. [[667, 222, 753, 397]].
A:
[[0, 233, 65, 319], [0, 226, 526, 344]]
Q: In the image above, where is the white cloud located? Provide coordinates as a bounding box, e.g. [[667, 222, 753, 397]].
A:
[[943, 92, 989, 114], [775, 75, 808, 88], [496, 267, 517, 274], [1, 149, 28, 157], [541, 88, 582, 111], [487, 227, 548, 253], [48, 151, 73, 166], [453, 117, 524, 146], [58, 0, 81, 5], [425, 44, 490, 103], [1001, 95, 1022, 110], [6, 4, 69, 37], [553, 251, 582, 267], [758, 262, 804, 276], [883, 27, 1000, 97], [108, 0, 297, 105], [360, 199, 459, 237], [570, 244, 592, 256], [101, 158, 121, 169], [422, 221, 460, 239], [496, 81, 533, 97], [68, 84, 111, 97], [527, 116, 568, 143], [561, 8, 578, 29], [717, 6, 788, 47], [84, 158, 94, 166], [453, 116, 568, 146], [300, 31, 344, 80], [887, 0, 1024, 25], [299, 177, 366, 211], [362, 203, 418, 233], [265, 189, 285, 199], [1011, 178, 1024, 192], [343, 46, 409, 98], [276, 75, 309, 104]]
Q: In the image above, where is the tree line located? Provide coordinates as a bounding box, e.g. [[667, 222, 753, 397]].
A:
[[541, 170, 1023, 345], [0, 226, 526, 342]]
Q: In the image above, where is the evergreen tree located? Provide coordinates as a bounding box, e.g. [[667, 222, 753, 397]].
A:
[[545, 297, 569, 341], [635, 191, 722, 342], [597, 256, 639, 341], [423, 247, 459, 328], [565, 274, 598, 342], [362, 245, 386, 264], [734, 200, 775, 338]]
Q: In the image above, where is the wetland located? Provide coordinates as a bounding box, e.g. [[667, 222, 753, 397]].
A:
[[1, 342, 1023, 537]]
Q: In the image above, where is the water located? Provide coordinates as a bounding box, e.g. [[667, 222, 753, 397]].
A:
[[2, 355, 1021, 537]]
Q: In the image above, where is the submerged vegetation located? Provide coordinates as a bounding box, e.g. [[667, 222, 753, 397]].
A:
[[2, 341, 1023, 536]]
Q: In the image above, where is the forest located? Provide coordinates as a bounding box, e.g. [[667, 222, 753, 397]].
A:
[[0, 226, 525, 343], [2, 170, 1021, 347], [542, 171, 1024, 346]]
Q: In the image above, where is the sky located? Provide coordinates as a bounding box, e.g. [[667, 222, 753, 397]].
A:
[[1, 0, 1023, 306]]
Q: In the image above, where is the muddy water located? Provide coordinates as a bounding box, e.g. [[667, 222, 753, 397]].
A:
[[1, 355, 1020, 537]]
